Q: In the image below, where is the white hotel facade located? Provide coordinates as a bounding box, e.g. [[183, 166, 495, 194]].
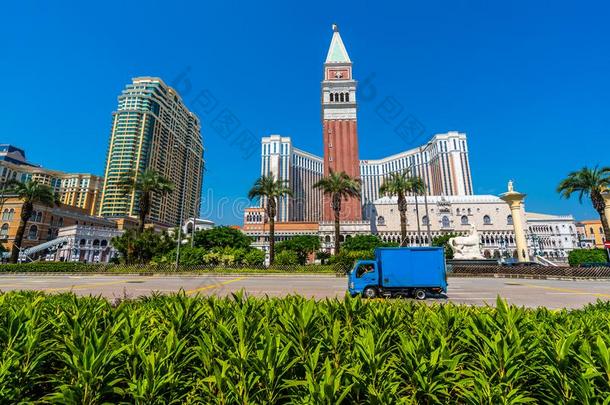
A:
[[260, 131, 473, 222]]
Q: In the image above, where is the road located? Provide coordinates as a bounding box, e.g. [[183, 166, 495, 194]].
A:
[[0, 274, 609, 309]]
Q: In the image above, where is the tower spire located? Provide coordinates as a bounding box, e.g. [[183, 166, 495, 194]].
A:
[[325, 24, 351, 64]]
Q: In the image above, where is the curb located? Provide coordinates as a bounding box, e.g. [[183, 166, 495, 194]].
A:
[[0, 272, 345, 278], [448, 273, 610, 282]]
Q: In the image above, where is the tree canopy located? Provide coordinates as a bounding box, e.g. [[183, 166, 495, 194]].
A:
[[193, 226, 252, 250], [275, 235, 321, 264], [341, 234, 396, 252]]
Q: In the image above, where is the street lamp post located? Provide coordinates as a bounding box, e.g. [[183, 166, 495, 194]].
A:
[[419, 144, 432, 245]]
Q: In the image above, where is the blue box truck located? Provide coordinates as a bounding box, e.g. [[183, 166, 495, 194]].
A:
[[348, 247, 447, 299]]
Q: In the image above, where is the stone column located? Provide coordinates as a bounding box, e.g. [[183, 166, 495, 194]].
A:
[[500, 182, 528, 262]]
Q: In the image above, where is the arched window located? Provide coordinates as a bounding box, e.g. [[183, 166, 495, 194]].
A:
[[422, 216, 429, 226], [36, 211, 43, 222], [8, 209, 14, 220], [377, 216, 385, 226], [1, 209, 8, 221], [345, 92, 349, 102], [340, 93, 345, 102], [28, 225, 38, 240], [79, 239, 86, 246], [441, 216, 450, 228], [507, 215, 513, 225], [483, 215, 491, 225], [330, 93, 334, 102], [467, 208, 471, 215], [590, 227, 594, 234], [324, 235, 330, 243], [0, 223, 8, 237], [58, 217, 63, 227], [92, 239, 100, 247], [461, 215, 469, 225]]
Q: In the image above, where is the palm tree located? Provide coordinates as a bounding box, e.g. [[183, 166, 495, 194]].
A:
[[120, 169, 174, 233], [557, 166, 610, 241], [379, 171, 411, 246], [314, 171, 361, 255], [409, 176, 427, 245], [7, 180, 59, 263], [248, 175, 293, 265]]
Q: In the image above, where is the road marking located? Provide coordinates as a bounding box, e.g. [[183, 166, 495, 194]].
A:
[[44, 280, 128, 292], [523, 283, 610, 298], [186, 277, 247, 295]]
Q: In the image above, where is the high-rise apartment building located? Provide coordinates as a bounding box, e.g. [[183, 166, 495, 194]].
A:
[[99, 77, 204, 228], [0, 144, 103, 216]]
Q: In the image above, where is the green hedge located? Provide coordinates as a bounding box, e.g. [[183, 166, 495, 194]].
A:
[[0, 262, 340, 274], [1, 292, 610, 403], [568, 248, 608, 266]]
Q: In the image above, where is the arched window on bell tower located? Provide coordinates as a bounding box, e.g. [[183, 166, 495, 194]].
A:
[[345, 92, 349, 102], [340, 93, 345, 102], [330, 93, 334, 102]]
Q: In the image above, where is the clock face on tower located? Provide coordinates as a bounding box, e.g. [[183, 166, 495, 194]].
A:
[[327, 68, 350, 80]]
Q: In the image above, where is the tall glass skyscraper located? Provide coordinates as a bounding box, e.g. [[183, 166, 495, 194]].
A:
[[99, 77, 204, 228]]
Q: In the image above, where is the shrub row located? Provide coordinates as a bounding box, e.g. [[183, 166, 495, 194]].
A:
[[0, 261, 342, 274], [0, 292, 609, 403]]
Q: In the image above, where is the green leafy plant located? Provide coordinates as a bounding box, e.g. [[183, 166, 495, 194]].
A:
[[274, 250, 299, 265], [1, 292, 610, 403]]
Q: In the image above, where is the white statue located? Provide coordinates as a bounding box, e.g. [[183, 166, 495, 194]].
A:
[[508, 180, 514, 192], [449, 224, 484, 260]]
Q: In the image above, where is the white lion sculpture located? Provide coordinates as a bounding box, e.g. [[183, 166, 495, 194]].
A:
[[449, 224, 484, 260]]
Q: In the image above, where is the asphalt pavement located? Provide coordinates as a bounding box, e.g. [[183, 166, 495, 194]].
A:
[[0, 274, 609, 309]]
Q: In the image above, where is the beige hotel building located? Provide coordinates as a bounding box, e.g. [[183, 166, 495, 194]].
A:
[[99, 77, 204, 228]]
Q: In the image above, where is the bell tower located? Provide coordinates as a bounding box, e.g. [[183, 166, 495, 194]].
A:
[[321, 24, 362, 221]]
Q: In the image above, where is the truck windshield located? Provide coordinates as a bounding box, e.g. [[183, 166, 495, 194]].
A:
[[356, 264, 374, 278]]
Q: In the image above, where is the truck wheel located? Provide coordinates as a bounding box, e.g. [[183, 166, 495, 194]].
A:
[[363, 287, 378, 299], [414, 289, 426, 300]]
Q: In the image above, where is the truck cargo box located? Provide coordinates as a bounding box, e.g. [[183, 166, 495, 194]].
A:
[[376, 247, 446, 289]]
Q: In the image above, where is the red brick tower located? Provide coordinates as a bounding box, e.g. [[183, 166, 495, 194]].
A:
[[322, 24, 362, 221]]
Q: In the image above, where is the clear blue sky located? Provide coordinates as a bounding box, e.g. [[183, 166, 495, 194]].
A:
[[2, 1, 609, 225]]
